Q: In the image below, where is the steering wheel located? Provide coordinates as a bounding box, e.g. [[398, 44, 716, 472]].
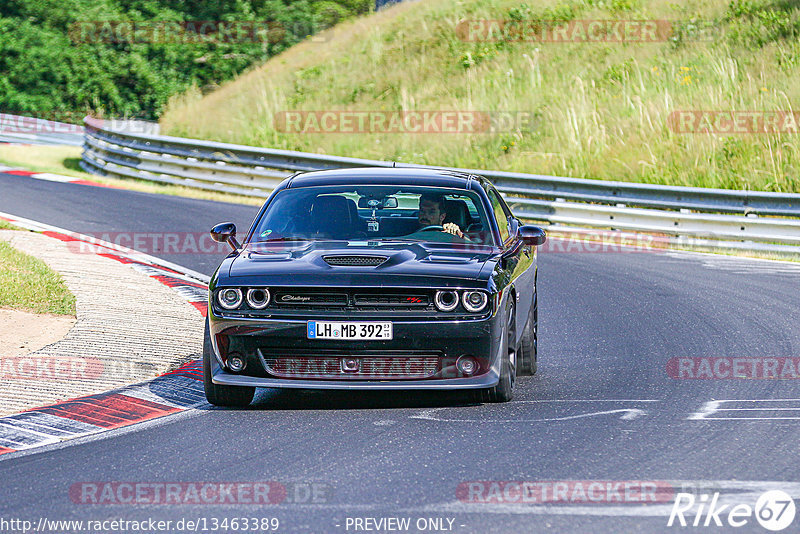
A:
[[419, 225, 444, 232]]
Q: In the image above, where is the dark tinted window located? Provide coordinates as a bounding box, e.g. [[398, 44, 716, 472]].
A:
[[251, 185, 496, 246]]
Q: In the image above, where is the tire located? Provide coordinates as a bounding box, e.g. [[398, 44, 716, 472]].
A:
[[203, 318, 255, 408], [475, 302, 516, 403], [519, 288, 538, 376]]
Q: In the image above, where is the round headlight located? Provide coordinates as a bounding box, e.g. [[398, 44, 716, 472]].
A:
[[462, 290, 488, 313], [246, 288, 270, 309], [217, 288, 243, 310], [434, 290, 459, 312]]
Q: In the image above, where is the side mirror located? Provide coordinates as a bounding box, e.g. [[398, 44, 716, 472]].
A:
[[211, 222, 241, 252], [520, 225, 546, 246]]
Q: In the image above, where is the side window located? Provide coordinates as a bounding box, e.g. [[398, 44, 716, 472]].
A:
[[488, 189, 510, 243]]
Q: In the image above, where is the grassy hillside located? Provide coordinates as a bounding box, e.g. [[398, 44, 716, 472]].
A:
[[160, 0, 800, 192]]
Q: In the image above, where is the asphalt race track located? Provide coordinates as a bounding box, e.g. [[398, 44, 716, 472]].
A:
[[1, 171, 800, 533]]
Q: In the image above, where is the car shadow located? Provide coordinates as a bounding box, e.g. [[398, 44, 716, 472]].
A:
[[239, 387, 481, 411]]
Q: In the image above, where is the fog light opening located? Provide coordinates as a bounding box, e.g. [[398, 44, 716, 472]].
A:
[[456, 355, 479, 376], [227, 352, 246, 372]]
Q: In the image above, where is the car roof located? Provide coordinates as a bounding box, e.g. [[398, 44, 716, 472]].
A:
[[285, 167, 482, 190]]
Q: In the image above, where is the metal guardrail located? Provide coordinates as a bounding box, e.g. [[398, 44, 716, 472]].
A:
[[0, 113, 84, 146], [81, 116, 800, 253]]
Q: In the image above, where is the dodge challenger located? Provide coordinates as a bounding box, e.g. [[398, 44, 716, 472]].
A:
[[204, 167, 546, 406]]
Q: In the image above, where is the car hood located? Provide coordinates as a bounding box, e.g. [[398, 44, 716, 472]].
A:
[[222, 240, 498, 287]]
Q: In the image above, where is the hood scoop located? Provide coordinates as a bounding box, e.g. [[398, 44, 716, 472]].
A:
[[323, 255, 389, 267], [246, 251, 293, 261]]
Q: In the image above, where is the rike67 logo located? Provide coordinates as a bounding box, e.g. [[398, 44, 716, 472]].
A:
[[668, 490, 796, 531]]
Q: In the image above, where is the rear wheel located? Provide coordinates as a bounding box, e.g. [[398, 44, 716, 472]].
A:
[[520, 288, 538, 376], [203, 318, 255, 408], [475, 303, 516, 403]]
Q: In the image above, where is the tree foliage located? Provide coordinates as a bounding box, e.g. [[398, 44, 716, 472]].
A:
[[0, 0, 371, 120]]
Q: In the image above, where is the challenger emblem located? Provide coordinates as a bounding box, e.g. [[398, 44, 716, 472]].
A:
[[281, 295, 312, 302], [406, 297, 424, 303]]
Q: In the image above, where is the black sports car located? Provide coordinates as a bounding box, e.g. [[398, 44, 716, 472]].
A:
[[204, 167, 545, 406]]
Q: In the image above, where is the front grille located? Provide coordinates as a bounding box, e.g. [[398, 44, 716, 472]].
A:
[[261, 355, 440, 380], [353, 294, 429, 307], [323, 255, 388, 267]]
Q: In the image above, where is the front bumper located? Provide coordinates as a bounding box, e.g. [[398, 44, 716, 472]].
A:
[[207, 313, 504, 390]]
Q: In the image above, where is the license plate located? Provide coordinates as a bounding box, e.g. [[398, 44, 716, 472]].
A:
[[307, 321, 392, 340]]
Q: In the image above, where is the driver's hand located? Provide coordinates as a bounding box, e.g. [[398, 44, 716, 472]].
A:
[[443, 223, 463, 238]]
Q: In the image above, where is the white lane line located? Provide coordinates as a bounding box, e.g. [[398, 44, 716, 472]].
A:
[[663, 251, 800, 272], [413, 408, 648, 422], [30, 172, 76, 183], [689, 399, 800, 420], [411, 400, 658, 423]]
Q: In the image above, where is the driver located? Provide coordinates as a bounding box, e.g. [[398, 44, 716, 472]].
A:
[[417, 193, 464, 238]]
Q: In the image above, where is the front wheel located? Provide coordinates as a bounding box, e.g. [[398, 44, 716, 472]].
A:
[[203, 319, 255, 408], [475, 303, 516, 403]]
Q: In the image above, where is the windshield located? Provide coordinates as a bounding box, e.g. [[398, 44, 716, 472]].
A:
[[250, 185, 495, 246]]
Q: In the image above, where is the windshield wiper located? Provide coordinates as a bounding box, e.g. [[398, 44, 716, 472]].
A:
[[257, 237, 311, 242]]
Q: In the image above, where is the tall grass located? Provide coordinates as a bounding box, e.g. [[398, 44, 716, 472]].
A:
[[160, 0, 800, 192]]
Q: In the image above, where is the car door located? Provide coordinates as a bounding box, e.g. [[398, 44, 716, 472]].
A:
[[487, 187, 533, 342], [507, 213, 536, 339]]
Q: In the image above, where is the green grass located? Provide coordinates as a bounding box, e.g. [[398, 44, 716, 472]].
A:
[[0, 220, 22, 230], [0, 239, 76, 315], [160, 0, 800, 193]]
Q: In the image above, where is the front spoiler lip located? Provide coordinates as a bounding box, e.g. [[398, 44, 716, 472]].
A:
[[210, 358, 500, 390]]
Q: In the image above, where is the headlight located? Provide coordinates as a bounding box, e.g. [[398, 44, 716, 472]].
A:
[[217, 288, 243, 309], [462, 290, 488, 312], [246, 288, 270, 309], [434, 290, 459, 312]]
